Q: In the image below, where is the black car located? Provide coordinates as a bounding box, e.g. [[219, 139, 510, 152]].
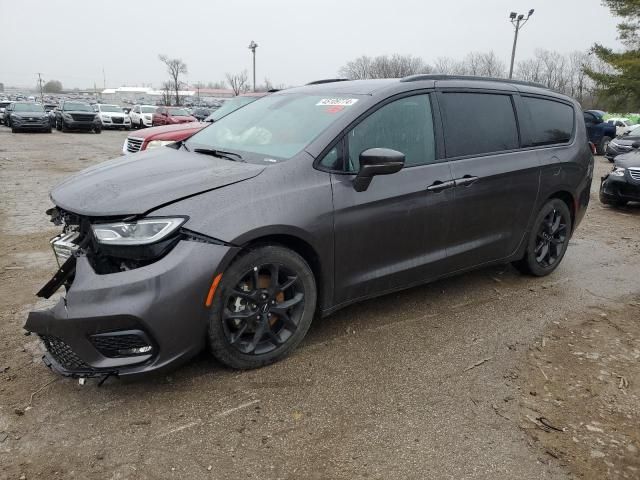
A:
[[26, 75, 593, 379], [55, 101, 101, 133], [191, 108, 211, 121], [600, 143, 640, 206], [6, 102, 52, 133], [604, 126, 640, 161]]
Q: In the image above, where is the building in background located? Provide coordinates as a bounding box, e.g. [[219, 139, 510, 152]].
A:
[[101, 86, 235, 105]]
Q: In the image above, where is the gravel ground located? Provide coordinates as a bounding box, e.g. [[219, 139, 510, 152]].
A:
[[0, 128, 638, 480]]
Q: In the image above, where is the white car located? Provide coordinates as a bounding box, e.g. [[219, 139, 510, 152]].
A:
[[606, 117, 639, 136], [129, 105, 157, 128], [94, 104, 131, 130]]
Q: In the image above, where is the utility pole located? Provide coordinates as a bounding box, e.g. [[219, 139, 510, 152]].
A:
[[36, 73, 44, 103], [102, 67, 106, 89], [508, 9, 534, 79], [248, 40, 258, 92]]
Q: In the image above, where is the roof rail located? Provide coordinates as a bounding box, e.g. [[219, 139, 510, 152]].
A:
[[306, 78, 350, 86], [400, 74, 547, 89]]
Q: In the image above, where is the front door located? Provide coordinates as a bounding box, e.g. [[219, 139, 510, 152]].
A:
[[329, 94, 454, 305]]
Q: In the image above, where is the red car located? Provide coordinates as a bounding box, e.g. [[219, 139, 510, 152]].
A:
[[152, 106, 197, 126], [122, 122, 205, 154], [123, 94, 266, 154]]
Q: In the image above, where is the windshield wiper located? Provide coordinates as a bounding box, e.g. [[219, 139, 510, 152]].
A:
[[193, 148, 245, 162]]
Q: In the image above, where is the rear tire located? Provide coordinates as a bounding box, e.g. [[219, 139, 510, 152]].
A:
[[208, 245, 317, 370], [513, 199, 572, 277]]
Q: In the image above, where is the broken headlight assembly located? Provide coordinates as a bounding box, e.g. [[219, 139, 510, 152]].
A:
[[91, 217, 185, 245], [610, 167, 626, 177], [89, 217, 187, 273]]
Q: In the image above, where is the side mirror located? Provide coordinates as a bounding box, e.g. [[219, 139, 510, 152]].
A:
[[632, 141, 640, 149], [353, 148, 405, 192]]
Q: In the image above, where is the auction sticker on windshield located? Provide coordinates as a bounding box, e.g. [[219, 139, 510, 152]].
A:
[[316, 98, 359, 106]]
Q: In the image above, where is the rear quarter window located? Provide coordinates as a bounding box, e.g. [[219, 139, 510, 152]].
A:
[[523, 97, 574, 146]]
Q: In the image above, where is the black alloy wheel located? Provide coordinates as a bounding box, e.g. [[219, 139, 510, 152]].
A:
[[534, 208, 567, 268], [513, 199, 572, 277], [208, 245, 316, 369]]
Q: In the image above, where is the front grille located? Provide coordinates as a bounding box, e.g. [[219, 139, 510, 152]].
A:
[[90, 332, 152, 358], [629, 168, 640, 181], [126, 137, 144, 153], [40, 335, 91, 370], [70, 114, 95, 122], [112, 117, 124, 124]]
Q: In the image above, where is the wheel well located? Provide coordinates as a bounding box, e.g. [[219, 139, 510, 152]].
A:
[[548, 191, 576, 229], [241, 234, 324, 309]]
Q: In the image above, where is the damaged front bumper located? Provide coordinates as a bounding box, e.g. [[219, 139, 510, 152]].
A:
[[25, 240, 234, 378]]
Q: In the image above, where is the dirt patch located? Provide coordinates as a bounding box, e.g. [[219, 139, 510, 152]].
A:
[[516, 299, 640, 479]]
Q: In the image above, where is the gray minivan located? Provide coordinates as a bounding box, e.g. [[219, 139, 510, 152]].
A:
[[27, 75, 593, 379]]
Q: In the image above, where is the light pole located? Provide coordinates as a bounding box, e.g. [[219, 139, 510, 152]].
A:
[[248, 40, 258, 92], [508, 9, 534, 79]]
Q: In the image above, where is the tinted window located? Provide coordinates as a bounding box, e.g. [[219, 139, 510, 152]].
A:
[[346, 94, 435, 172], [524, 97, 574, 146], [440, 92, 518, 157]]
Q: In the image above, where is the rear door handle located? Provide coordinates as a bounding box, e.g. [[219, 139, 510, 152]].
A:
[[454, 175, 479, 187], [426, 180, 456, 192]]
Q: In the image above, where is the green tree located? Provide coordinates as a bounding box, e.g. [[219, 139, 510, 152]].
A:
[[43, 80, 63, 93], [587, 0, 640, 110]]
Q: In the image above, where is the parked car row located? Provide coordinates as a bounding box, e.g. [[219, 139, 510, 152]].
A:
[[122, 93, 266, 153]]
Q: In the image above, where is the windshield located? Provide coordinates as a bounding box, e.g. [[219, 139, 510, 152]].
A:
[[63, 102, 93, 112], [169, 108, 189, 116], [13, 103, 44, 112], [100, 105, 122, 113], [188, 94, 357, 161], [141, 106, 157, 113], [628, 125, 640, 136], [205, 96, 257, 122]]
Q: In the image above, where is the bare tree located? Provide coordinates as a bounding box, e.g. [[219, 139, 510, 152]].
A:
[[160, 81, 173, 106], [158, 54, 188, 105], [339, 54, 432, 79], [254, 77, 274, 93], [226, 71, 249, 95], [339, 55, 374, 79], [433, 57, 467, 75]]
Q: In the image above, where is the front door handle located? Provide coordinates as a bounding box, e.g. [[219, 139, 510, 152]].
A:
[[426, 180, 456, 192], [454, 175, 479, 187]]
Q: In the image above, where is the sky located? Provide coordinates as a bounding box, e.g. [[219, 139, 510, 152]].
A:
[[0, 0, 623, 90]]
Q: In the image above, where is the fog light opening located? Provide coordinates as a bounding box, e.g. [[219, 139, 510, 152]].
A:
[[117, 345, 153, 356]]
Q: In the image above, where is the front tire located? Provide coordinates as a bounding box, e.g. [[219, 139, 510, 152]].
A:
[[513, 199, 572, 277], [208, 245, 317, 369]]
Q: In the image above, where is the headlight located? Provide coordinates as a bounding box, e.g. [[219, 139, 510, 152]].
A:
[[101, 115, 110, 120], [146, 140, 175, 149], [91, 217, 185, 245], [62, 112, 73, 119], [611, 167, 626, 177], [143, 114, 152, 119]]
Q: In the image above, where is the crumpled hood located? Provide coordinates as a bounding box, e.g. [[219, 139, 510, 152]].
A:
[[51, 147, 265, 217]]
